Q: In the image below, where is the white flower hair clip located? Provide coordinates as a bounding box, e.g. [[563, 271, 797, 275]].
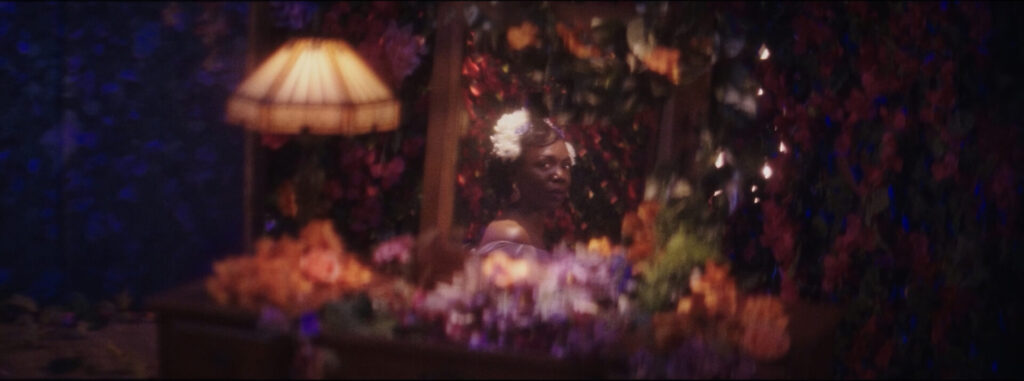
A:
[[490, 109, 577, 165], [491, 108, 530, 161]]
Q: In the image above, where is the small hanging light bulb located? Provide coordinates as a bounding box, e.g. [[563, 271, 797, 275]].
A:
[[779, 141, 787, 153], [714, 152, 725, 168], [759, 43, 771, 60], [762, 162, 773, 179], [754, 197, 760, 204], [713, 189, 723, 197], [751, 185, 758, 192], [757, 87, 764, 96]]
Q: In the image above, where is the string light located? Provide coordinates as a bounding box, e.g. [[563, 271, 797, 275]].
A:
[[751, 185, 758, 192], [759, 43, 771, 60], [713, 189, 723, 197], [714, 151, 725, 168], [762, 162, 773, 179], [757, 87, 764, 96], [754, 197, 760, 204], [779, 141, 787, 153]]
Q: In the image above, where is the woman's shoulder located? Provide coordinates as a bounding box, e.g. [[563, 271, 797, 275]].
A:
[[479, 219, 531, 246]]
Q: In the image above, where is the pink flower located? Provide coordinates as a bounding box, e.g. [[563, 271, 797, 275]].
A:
[[370, 157, 406, 190], [373, 234, 415, 266]]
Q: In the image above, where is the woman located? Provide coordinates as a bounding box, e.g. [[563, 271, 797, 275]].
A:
[[476, 107, 576, 259]]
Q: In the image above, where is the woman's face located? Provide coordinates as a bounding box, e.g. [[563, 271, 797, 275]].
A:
[[515, 139, 572, 212]]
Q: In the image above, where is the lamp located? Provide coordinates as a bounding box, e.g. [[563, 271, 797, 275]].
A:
[[227, 36, 401, 226], [226, 37, 400, 135]]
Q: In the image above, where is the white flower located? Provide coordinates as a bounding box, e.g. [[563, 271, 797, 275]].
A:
[[565, 141, 577, 166], [491, 108, 530, 160]]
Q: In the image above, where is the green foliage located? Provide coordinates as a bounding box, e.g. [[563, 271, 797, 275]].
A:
[[637, 225, 720, 312]]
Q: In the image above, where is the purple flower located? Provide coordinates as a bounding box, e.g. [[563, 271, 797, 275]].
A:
[[299, 312, 321, 338], [372, 234, 415, 266]]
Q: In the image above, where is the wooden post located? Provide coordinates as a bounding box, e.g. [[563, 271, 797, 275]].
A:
[[416, 1, 467, 283], [419, 2, 466, 243]]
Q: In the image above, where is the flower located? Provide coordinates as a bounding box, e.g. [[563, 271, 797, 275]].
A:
[[640, 47, 681, 84], [372, 234, 415, 266], [300, 249, 342, 284], [276, 181, 298, 218], [738, 295, 791, 361], [931, 151, 958, 181], [206, 220, 374, 316], [506, 21, 540, 51], [490, 109, 530, 160], [556, 23, 603, 59]]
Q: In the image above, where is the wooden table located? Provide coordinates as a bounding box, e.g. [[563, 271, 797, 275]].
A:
[[148, 281, 840, 379]]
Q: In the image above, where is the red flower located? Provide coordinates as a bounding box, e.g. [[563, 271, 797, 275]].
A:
[[760, 200, 796, 266], [260, 134, 291, 150], [874, 339, 894, 369], [930, 152, 958, 181], [780, 271, 799, 304], [821, 253, 849, 293], [843, 89, 870, 127], [879, 131, 903, 172]]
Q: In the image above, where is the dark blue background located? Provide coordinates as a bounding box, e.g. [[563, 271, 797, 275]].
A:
[[0, 2, 249, 303]]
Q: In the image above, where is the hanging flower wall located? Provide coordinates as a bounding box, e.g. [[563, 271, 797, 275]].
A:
[[700, 2, 1021, 378]]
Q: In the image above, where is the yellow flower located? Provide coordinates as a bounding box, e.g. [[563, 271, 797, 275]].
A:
[[587, 236, 613, 257]]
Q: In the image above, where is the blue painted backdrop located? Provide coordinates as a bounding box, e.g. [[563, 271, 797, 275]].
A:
[[0, 2, 249, 303]]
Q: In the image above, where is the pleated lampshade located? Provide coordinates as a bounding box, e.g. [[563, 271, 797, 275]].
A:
[[226, 37, 400, 135]]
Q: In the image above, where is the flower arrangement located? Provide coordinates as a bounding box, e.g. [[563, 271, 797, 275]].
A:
[[205, 220, 375, 316], [640, 259, 789, 378], [405, 242, 634, 359]]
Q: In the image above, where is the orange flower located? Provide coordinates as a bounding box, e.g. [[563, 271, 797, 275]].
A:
[[587, 236, 613, 257], [206, 220, 375, 316], [507, 21, 539, 51], [556, 23, 603, 59], [481, 251, 532, 288], [276, 181, 298, 218], [738, 295, 791, 361], [640, 46, 681, 84], [622, 201, 660, 263], [689, 259, 738, 319], [300, 249, 343, 284], [301, 219, 345, 253]]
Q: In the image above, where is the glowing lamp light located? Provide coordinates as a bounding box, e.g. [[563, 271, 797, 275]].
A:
[[758, 43, 771, 60], [713, 189, 723, 197], [751, 185, 758, 192], [762, 163, 773, 179], [757, 87, 764, 96], [779, 141, 787, 153], [714, 152, 725, 168], [226, 38, 400, 135], [754, 197, 760, 204]]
